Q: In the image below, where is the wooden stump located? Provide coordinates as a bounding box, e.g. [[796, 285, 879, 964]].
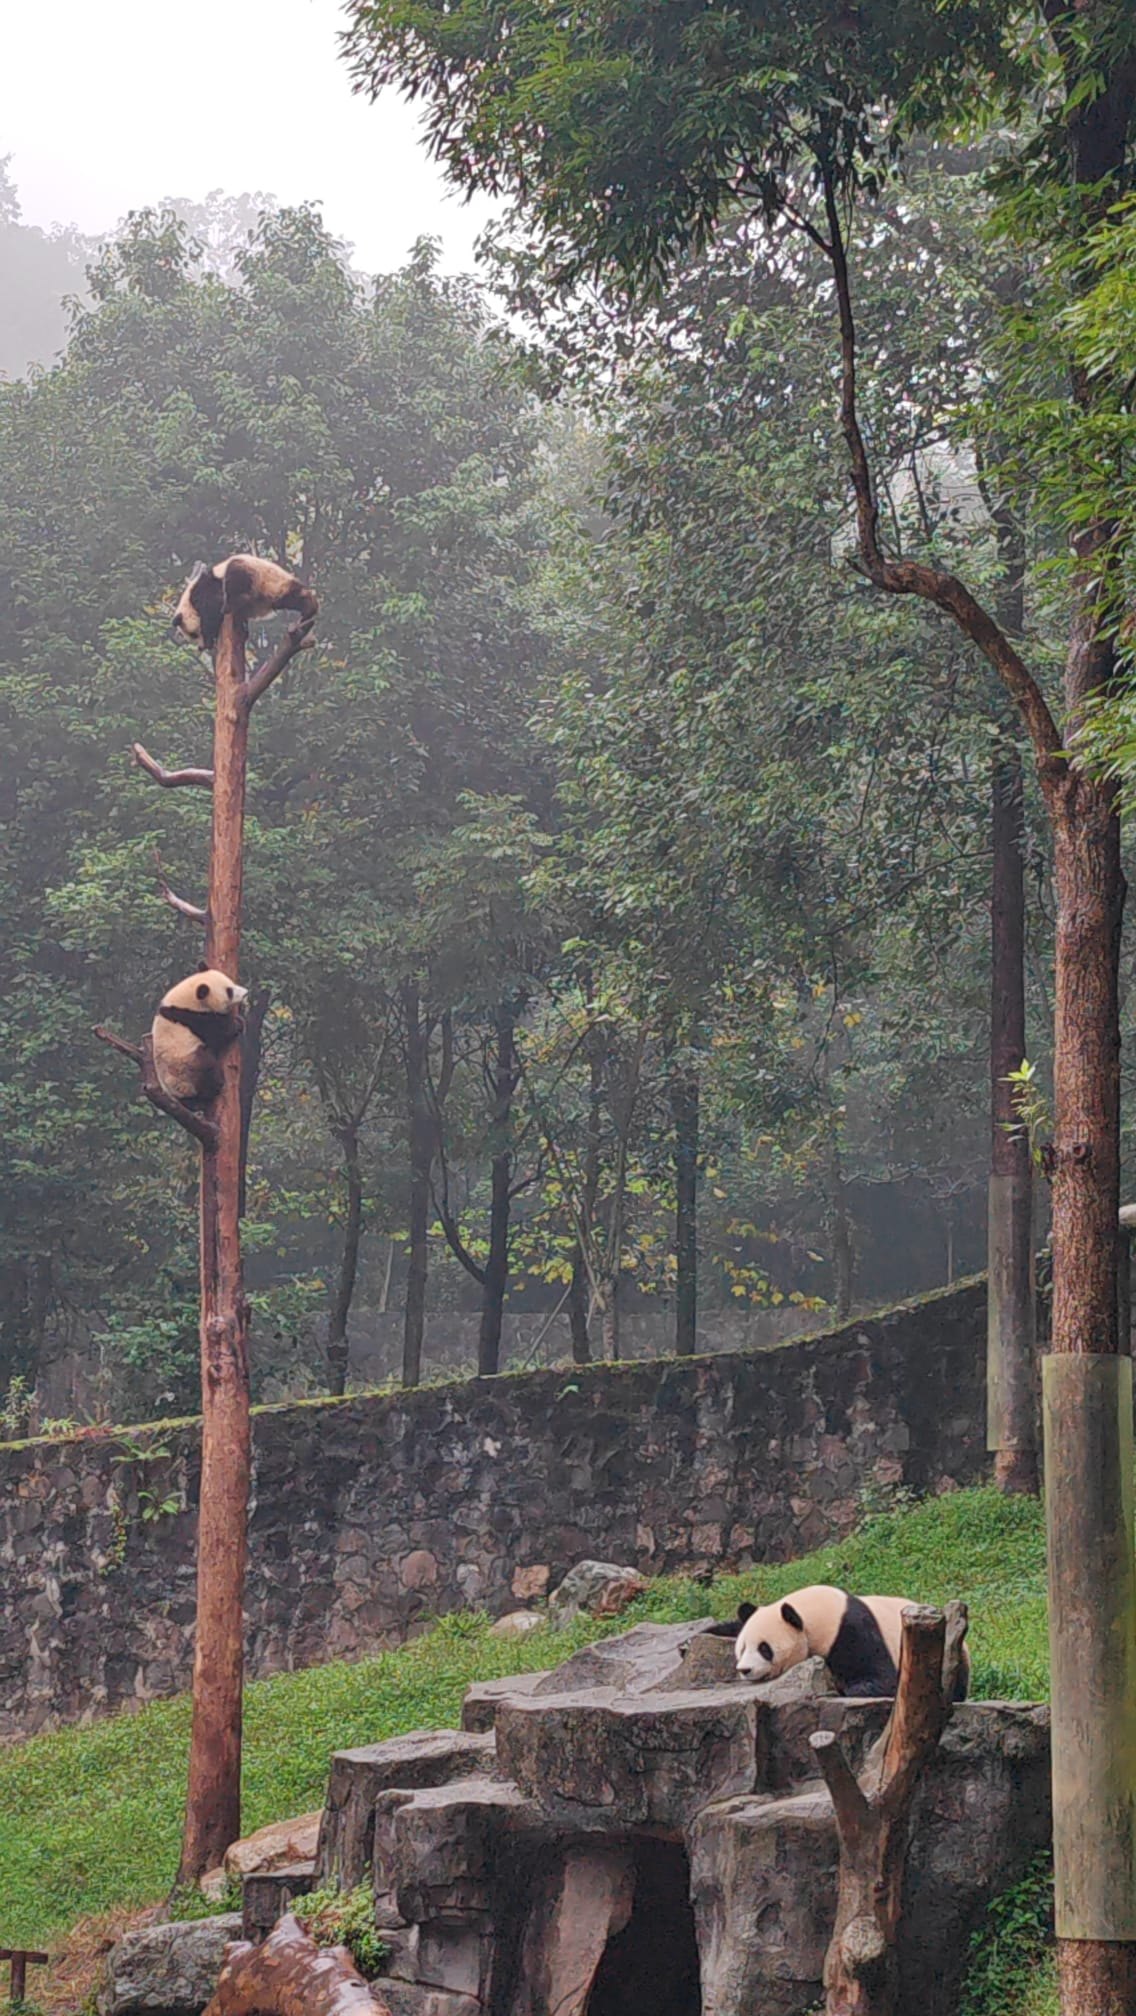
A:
[[202, 1913, 387, 2016], [809, 1601, 968, 2016]]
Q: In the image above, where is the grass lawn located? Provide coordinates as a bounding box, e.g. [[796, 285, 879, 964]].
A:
[[0, 1484, 1053, 2006]]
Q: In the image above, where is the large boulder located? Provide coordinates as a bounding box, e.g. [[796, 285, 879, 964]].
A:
[[317, 1729, 499, 1890], [547, 1561, 647, 1625], [98, 1916, 242, 2016], [223, 1812, 321, 1879]]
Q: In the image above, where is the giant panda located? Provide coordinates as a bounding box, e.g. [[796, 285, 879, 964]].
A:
[[709, 1584, 970, 1700], [172, 554, 318, 653], [151, 965, 248, 1105]]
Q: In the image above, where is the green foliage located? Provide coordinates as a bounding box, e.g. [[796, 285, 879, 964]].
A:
[[959, 1855, 1056, 2016], [293, 1885, 388, 1978], [0, 1486, 1047, 1949], [166, 1877, 243, 1920], [343, 0, 1018, 288], [1004, 1061, 1053, 1172]]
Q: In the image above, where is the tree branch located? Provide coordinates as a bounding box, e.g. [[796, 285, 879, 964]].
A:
[[133, 744, 214, 790], [243, 616, 317, 708], [809, 1730, 871, 1847], [430, 1172, 487, 1286], [94, 1028, 219, 1150], [814, 163, 1064, 781], [153, 848, 207, 923]]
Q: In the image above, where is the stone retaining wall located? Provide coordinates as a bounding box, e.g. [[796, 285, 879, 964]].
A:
[[0, 1279, 988, 1737]]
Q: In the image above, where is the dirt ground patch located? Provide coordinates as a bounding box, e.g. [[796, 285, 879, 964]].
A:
[[38, 1903, 164, 2016]]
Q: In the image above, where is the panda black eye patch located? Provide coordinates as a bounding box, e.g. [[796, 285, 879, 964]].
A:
[[758, 1641, 773, 1661]]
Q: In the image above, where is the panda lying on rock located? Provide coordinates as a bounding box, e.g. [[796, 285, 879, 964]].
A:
[[705, 1583, 970, 1700]]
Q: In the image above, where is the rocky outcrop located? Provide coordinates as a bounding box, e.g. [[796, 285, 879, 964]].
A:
[[281, 1624, 1052, 2016], [98, 1916, 243, 2016]]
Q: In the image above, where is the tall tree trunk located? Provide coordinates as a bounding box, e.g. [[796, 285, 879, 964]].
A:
[[178, 610, 252, 1885], [985, 497, 1037, 1495], [402, 984, 430, 1391], [671, 1063, 699, 1355], [820, 76, 1136, 1997], [1046, 71, 1136, 1988], [477, 998, 518, 1377], [600, 1274, 620, 1361], [988, 743, 1037, 1493], [567, 1245, 591, 1364], [1046, 764, 1136, 2013], [827, 1136, 854, 1322], [327, 1123, 362, 1399]]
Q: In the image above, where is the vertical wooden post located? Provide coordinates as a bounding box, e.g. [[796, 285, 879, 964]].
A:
[[177, 611, 252, 1882], [96, 588, 315, 1885], [1043, 1355, 1136, 1948], [174, 606, 316, 1884]]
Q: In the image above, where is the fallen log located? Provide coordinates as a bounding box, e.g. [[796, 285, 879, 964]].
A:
[[201, 1912, 388, 2016]]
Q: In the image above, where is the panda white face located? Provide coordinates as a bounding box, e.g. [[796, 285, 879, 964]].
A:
[[734, 1599, 807, 1680]]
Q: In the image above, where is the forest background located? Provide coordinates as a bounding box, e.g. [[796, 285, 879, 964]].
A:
[[0, 150, 1101, 1425]]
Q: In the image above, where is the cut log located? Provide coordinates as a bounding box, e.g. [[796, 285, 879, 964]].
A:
[[202, 1913, 387, 2016], [809, 1600, 968, 2016]]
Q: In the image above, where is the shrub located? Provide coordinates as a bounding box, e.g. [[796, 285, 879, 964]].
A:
[[292, 1884, 388, 1979]]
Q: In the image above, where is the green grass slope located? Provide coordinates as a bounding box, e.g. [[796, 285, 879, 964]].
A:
[[0, 1485, 1050, 1973]]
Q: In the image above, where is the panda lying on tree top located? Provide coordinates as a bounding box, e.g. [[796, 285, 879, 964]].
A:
[[172, 554, 318, 653], [706, 1584, 970, 1700], [152, 966, 248, 1107]]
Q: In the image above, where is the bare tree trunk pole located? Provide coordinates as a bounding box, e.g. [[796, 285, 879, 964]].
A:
[[671, 1062, 699, 1355], [988, 743, 1037, 1494], [327, 1124, 362, 1398], [177, 609, 252, 1884], [986, 504, 1037, 1495], [402, 983, 430, 1390], [174, 607, 314, 1884], [478, 997, 518, 1377]]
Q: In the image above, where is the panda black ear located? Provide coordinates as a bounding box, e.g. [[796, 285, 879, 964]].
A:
[[196, 982, 210, 1000], [197, 961, 209, 973], [736, 1602, 756, 1624], [781, 1601, 804, 1632]]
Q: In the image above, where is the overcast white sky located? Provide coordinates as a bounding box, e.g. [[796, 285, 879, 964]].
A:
[[2, 0, 494, 273]]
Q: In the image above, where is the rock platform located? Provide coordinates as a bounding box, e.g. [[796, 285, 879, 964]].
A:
[[316, 1621, 1050, 2016]]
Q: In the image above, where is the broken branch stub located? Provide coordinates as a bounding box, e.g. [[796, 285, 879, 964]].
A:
[[133, 743, 214, 790], [243, 615, 316, 707], [809, 1600, 969, 2016]]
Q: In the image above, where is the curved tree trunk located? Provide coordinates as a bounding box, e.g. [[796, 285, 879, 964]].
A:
[[327, 1123, 362, 1398]]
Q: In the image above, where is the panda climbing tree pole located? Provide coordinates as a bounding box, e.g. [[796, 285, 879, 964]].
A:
[[97, 584, 316, 1883]]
